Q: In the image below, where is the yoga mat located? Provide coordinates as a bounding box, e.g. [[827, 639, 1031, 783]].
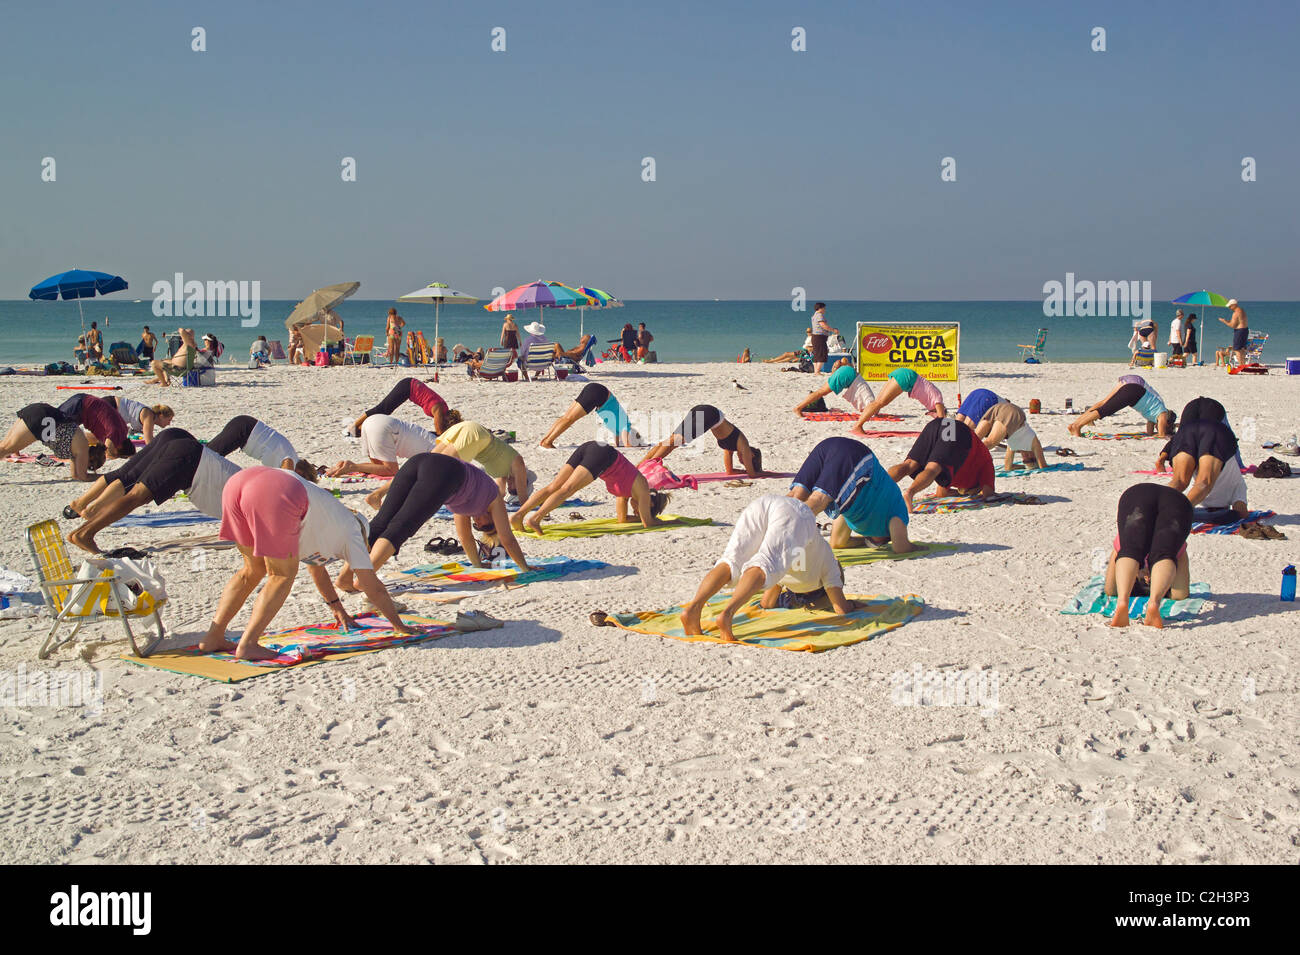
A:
[[4, 453, 64, 464], [605, 592, 924, 652], [853, 429, 921, 438], [835, 541, 961, 566], [994, 462, 1085, 478], [1191, 509, 1276, 535], [801, 411, 903, 422], [390, 556, 608, 594], [1132, 466, 1256, 475], [121, 613, 457, 682], [55, 385, 121, 390], [1081, 431, 1161, 440], [1061, 575, 1209, 620], [114, 509, 217, 528], [434, 497, 597, 520], [145, 534, 235, 554], [686, 472, 796, 484], [523, 515, 713, 539], [910, 493, 1041, 514]]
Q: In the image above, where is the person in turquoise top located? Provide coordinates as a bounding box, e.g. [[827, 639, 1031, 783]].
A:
[[793, 358, 877, 416], [540, 382, 642, 448]]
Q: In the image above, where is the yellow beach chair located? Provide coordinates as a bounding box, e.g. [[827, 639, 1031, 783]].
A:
[[26, 520, 166, 659]]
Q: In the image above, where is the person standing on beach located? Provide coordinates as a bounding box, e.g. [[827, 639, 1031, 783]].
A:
[[636, 322, 654, 359], [138, 326, 157, 360], [1218, 299, 1248, 366], [385, 308, 406, 364], [1182, 313, 1199, 365], [500, 313, 520, 364], [809, 303, 837, 369], [86, 322, 103, 362], [1168, 310, 1184, 360]]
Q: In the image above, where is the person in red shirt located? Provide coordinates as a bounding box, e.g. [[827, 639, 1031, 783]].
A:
[[887, 418, 994, 511], [57, 393, 135, 459]]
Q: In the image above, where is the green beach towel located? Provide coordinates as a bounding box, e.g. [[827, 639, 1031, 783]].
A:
[[524, 514, 713, 539], [1061, 574, 1209, 619], [835, 541, 961, 566]]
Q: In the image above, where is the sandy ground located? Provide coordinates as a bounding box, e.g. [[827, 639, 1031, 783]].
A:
[[0, 357, 1297, 864]]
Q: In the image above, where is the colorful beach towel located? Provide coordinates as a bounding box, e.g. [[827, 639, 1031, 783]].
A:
[[121, 613, 457, 682], [685, 472, 795, 484], [1082, 431, 1160, 440], [1061, 575, 1209, 620], [910, 493, 1041, 514], [604, 592, 923, 652], [1191, 509, 1277, 535], [392, 555, 610, 595], [114, 509, 217, 528], [994, 462, 1085, 478], [801, 411, 903, 422], [523, 515, 714, 538], [853, 429, 922, 438], [835, 541, 961, 566]]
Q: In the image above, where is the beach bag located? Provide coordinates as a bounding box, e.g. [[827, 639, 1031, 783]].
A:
[[804, 394, 828, 413], [314, 350, 330, 367], [65, 557, 167, 615], [1255, 456, 1293, 479], [796, 357, 813, 373]]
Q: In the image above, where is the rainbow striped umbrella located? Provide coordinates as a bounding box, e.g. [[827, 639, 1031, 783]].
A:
[[572, 285, 621, 338]]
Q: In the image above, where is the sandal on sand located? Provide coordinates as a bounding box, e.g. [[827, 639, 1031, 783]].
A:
[[1240, 523, 1269, 540], [1261, 525, 1288, 540], [1055, 447, 1079, 457], [423, 537, 460, 555], [1014, 495, 1045, 505], [589, 611, 612, 627], [104, 546, 148, 560], [724, 479, 753, 488], [454, 610, 504, 632], [62, 505, 80, 520]]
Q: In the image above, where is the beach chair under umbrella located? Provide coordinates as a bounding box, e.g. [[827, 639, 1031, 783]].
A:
[[1171, 290, 1229, 366], [396, 283, 479, 367]]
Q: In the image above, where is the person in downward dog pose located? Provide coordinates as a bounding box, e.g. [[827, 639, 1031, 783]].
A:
[[640, 404, 762, 477], [64, 428, 240, 553], [851, 367, 947, 436], [2, 402, 107, 481], [1067, 375, 1176, 437], [787, 437, 914, 553], [335, 453, 531, 591], [106, 397, 174, 444], [512, 440, 669, 535], [953, 388, 1001, 429], [1104, 483, 1193, 630], [792, 358, 877, 417], [327, 413, 439, 506], [349, 377, 460, 437], [207, 414, 318, 480], [539, 382, 641, 448], [201, 466, 417, 660], [889, 417, 996, 511], [680, 494, 855, 642]]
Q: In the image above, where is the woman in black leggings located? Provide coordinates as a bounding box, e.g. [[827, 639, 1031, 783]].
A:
[[641, 404, 762, 477], [335, 453, 530, 591], [349, 378, 460, 436], [539, 382, 640, 448], [1106, 483, 1193, 629]]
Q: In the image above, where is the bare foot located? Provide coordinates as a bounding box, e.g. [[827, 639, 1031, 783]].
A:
[[716, 608, 738, 642], [198, 633, 236, 653], [1141, 607, 1164, 629], [66, 528, 100, 555], [509, 517, 526, 534], [233, 641, 282, 661], [335, 571, 358, 593], [524, 515, 544, 535], [539, 439, 555, 449], [364, 490, 384, 510], [1067, 425, 1083, 437], [680, 602, 704, 636], [1106, 609, 1130, 629]]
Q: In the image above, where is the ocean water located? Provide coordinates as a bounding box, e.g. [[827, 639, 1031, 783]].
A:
[[1, 299, 1297, 366]]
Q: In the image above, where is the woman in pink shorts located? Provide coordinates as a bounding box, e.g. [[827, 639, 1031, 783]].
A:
[[201, 467, 312, 660], [511, 440, 670, 536]]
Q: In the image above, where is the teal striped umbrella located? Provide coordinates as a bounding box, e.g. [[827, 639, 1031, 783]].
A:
[[1172, 290, 1229, 365]]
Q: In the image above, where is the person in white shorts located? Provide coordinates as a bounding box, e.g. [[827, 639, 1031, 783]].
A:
[[327, 413, 440, 507], [208, 414, 318, 480], [1003, 421, 1047, 471], [680, 494, 856, 642]]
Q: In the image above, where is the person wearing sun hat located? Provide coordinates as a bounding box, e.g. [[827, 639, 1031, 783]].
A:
[[519, 319, 553, 381], [1218, 299, 1248, 367]]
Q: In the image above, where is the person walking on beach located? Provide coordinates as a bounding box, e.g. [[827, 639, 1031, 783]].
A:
[[385, 308, 406, 364], [809, 303, 837, 369], [1182, 313, 1199, 365], [1218, 299, 1248, 367], [1168, 310, 1184, 360]]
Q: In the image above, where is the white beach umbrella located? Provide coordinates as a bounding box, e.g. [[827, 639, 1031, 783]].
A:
[[397, 282, 479, 363]]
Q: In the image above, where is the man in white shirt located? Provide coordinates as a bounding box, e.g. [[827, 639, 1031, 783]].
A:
[[1169, 310, 1184, 358]]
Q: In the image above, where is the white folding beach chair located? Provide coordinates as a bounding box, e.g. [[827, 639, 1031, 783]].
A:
[[522, 341, 558, 380], [26, 520, 166, 659], [473, 348, 515, 381]]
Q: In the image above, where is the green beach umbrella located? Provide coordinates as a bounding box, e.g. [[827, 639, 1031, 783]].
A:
[[1171, 290, 1229, 365]]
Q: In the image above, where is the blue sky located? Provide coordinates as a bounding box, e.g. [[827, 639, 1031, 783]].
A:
[[1, 0, 1297, 300]]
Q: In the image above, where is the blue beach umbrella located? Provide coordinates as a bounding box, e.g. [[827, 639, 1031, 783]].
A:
[[1171, 290, 1229, 365], [29, 268, 129, 341]]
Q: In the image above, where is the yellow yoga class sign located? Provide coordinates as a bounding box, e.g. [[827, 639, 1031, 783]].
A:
[[855, 322, 960, 382]]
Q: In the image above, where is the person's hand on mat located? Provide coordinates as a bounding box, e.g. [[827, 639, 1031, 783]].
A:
[[326, 460, 356, 478], [331, 602, 357, 631]]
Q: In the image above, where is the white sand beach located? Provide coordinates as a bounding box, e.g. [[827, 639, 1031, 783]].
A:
[[0, 359, 1297, 864]]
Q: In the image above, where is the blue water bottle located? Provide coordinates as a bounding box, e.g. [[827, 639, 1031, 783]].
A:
[[1283, 565, 1296, 602]]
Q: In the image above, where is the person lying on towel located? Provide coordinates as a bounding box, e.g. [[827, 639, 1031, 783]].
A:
[[680, 494, 856, 642]]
